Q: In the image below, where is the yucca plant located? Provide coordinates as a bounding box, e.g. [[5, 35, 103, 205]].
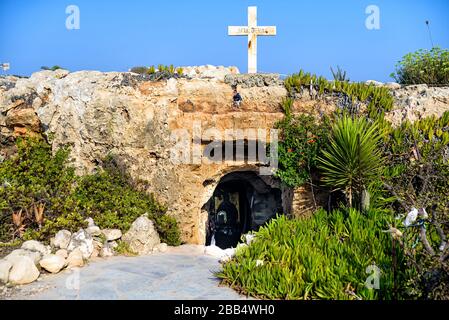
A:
[[317, 115, 384, 208], [330, 65, 350, 82]]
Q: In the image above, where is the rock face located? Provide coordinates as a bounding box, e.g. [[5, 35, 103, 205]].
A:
[[122, 215, 161, 255], [1, 70, 448, 244], [7, 256, 40, 285]]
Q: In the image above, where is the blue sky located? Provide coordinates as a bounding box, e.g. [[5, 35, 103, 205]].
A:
[[0, 0, 448, 81]]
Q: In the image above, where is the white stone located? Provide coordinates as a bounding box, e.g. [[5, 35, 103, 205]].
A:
[[55, 249, 68, 259], [101, 229, 122, 241], [8, 256, 40, 285], [122, 215, 160, 255], [5, 249, 41, 266], [0, 260, 12, 284], [365, 80, 384, 86], [54, 230, 72, 249], [66, 248, 84, 268], [85, 217, 96, 227], [205, 245, 236, 262], [100, 243, 114, 258], [385, 82, 401, 90], [21, 240, 50, 255], [155, 243, 168, 253], [67, 229, 94, 259], [86, 226, 101, 236], [39, 254, 66, 273]]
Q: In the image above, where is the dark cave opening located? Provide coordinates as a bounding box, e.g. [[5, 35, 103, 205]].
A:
[[205, 171, 283, 249]]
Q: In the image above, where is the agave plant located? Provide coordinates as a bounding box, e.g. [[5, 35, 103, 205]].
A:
[[317, 115, 384, 208]]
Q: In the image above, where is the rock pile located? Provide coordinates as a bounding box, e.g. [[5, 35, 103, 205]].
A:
[[0, 216, 168, 287]]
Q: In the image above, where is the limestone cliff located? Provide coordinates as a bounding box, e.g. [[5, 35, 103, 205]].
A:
[[1, 68, 448, 243]]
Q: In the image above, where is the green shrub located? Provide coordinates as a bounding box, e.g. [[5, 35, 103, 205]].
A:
[[115, 240, 137, 256], [130, 66, 149, 75], [147, 65, 156, 74], [275, 99, 330, 187], [379, 112, 449, 299], [217, 209, 412, 300], [0, 137, 77, 241], [390, 47, 449, 86], [0, 138, 181, 246], [317, 115, 384, 209]]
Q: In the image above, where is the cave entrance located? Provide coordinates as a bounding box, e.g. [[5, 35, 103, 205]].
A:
[[205, 171, 283, 249]]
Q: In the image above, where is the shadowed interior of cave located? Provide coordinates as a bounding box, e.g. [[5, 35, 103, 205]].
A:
[[205, 171, 283, 249]]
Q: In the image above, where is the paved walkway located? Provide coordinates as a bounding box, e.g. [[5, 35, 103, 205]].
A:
[[8, 245, 249, 300]]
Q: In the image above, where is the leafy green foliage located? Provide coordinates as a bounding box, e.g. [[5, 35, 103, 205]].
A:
[[151, 214, 182, 246], [115, 240, 137, 256], [284, 70, 394, 117], [130, 65, 184, 78], [317, 115, 384, 208], [379, 112, 449, 299], [41, 65, 65, 71], [390, 47, 449, 86], [218, 209, 411, 300], [0, 137, 77, 240], [0, 138, 181, 246], [275, 98, 330, 187], [130, 66, 149, 75]]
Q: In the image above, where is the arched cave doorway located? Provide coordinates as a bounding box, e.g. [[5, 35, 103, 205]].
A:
[[205, 171, 284, 249]]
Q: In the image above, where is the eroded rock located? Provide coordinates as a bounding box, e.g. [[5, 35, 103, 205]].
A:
[[122, 215, 160, 255]]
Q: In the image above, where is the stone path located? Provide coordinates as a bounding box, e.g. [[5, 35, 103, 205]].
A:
[[6, 245, 250, 300]]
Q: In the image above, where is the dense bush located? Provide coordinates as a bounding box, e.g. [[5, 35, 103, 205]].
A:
[[0, 138, 77, 240], [218, 209, 411, 300], [275, 98, 330, 188], [0, 138, 181, 246], [379, 112, 449, 299], [390, 47, 449, 86], [130, 66, 149, 75]]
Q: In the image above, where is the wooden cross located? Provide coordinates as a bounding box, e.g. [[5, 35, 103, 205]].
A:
[[228, 6, 276, 74]]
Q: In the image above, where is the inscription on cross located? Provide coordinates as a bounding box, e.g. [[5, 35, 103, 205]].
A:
[[228, 6, 277, 74]]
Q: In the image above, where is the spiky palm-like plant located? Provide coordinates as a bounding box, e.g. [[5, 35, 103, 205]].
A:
[[317, 115, 383, 208]]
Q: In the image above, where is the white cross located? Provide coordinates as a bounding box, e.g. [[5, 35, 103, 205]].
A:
[[228, 6, 276, 74]]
